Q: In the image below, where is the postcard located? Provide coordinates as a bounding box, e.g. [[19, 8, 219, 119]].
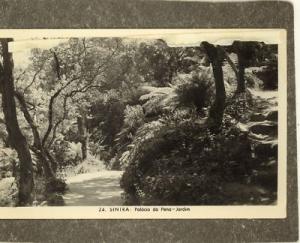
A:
[[0, 29, 287, 219]]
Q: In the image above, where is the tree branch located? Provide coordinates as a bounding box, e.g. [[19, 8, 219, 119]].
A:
[[218, 46, 239, 79], [51, 50, 61, 80], [42, 42, 118, 146], [46, 94, 69, 148], [14, 91, 42, 148], [41, 75, 82, 146], [15, 70, 26, 86], [23, 59, 48, 93], [46, 83, 103, 148]]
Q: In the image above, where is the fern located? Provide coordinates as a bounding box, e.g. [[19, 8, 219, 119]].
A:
[[139, 86, 176, 114], [140, 70, 213, 116]]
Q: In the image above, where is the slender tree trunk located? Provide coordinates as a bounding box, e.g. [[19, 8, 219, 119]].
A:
[[210, 60, 226, 131], [236, 52, 246, 93], [0, 38, 34, 206], [81, 136, 88, 160], [30, 146, 56, 179], [77, 115, 88, 160], [201, 42, 226, 132], [221, 48, 239, 79], [15, 91, 57, 178], [45, 150, 58, 173], [232, 41, 247, 93]]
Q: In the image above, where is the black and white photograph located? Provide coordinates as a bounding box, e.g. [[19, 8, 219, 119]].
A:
[[0, 29, 286, 218], [0, 0, 297, 241]]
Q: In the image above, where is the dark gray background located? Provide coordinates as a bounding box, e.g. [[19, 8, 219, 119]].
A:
[[0, 1, 297, 242]]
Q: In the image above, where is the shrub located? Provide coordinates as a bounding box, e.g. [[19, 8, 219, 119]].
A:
[[46, 193, 65, 206], [52, 139, 82, 168], [225, 92, 254, 122], [0, 147, 17, 179], [255, 65, 278, 90], [139, 70, 214, 116], [0, 177, 18, 206], [45, 177, 67, 194], [116, 105, 145, 145], [174, 71, 214, 112], [111, 105, 145, 169], [120, 110, 255, 205]]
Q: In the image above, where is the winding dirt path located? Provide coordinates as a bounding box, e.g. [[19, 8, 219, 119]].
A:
[[63, 171, 124, 206]]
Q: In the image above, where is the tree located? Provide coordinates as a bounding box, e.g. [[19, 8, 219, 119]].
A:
[[0, 38, 34, 206], [14, 38, 121, 169], [14, 90, 56, 179], [231, 41, 264, 93], [200, 41, 226, 132], [135, 40, 188, 87], [77, 108, 88, 160], [232, 41, 247, 93]]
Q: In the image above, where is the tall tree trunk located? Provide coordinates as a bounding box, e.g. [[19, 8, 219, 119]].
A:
[[236, 51, 246, 93], [30, 146, 56, 179], [77, 115, 88, 160], [45, 150, 58, 173], [232, 41, 247, 93], [201, 42, 226, 132], [0, 38, 34, 206], [15, 91, 57, 178]]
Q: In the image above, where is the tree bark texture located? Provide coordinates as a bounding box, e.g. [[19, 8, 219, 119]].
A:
[[0, 38, 34, 206], [15, 91, 57, 178], [236, 51, 246, 93], [232, 41, 254, 93], [201, 42, 226, 132], [77, 115, 88, 160]]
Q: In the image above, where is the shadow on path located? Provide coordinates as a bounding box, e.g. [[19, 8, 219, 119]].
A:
[[63, 171, 123, 206]]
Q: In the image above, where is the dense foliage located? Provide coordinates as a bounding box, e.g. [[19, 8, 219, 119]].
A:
[[0, 37, 278, 206]]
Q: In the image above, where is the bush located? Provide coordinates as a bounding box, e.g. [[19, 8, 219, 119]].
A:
[[139, 69, 213, 117], [45, 177, 67, 194], [174, 71, 214, 112], [52, 139, 82, 168], [225, 92, 254, 122], [120, 110, 255, 205], [46, 193, 65, 206], [115, 105, 145, 146], [0, 147, 17, 179], [108, 105, 145, 169], [255, 65, 278, 90], [0, 177, 18, 206]]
